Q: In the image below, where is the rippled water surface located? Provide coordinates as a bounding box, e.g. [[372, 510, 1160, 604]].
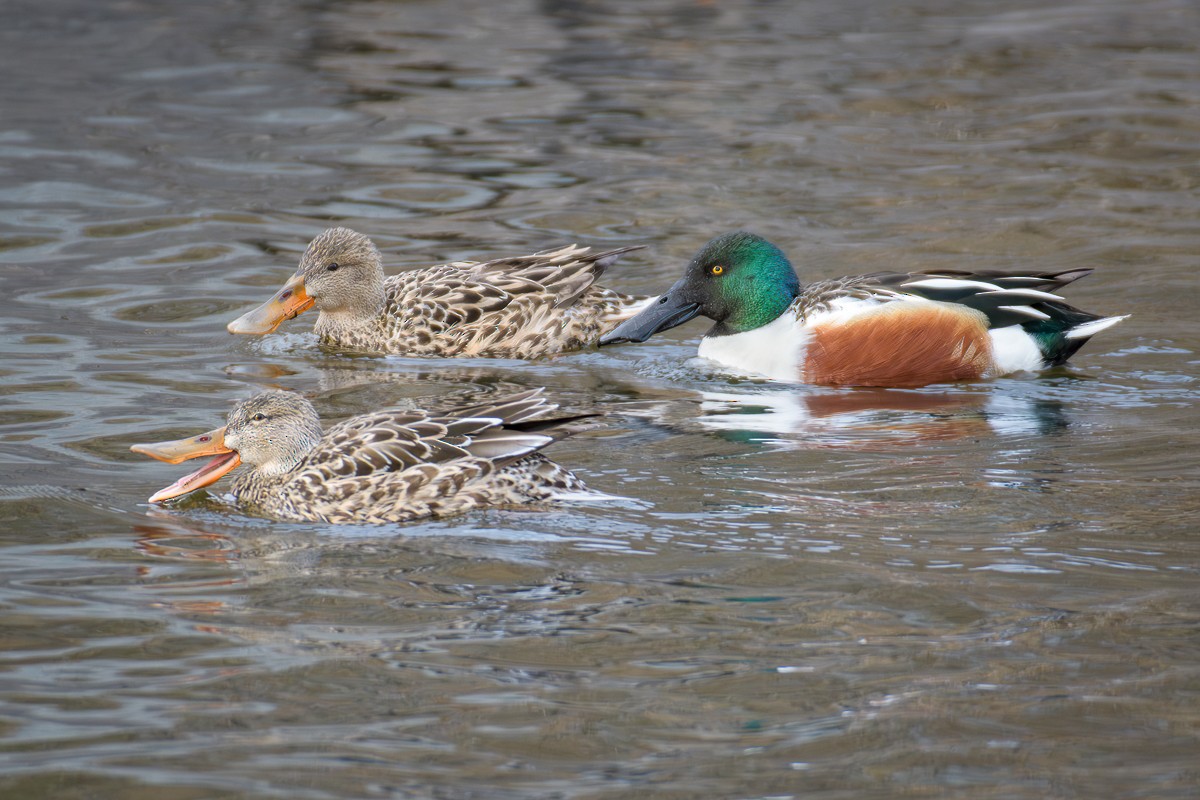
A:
[[2, 0, 1198, 797]]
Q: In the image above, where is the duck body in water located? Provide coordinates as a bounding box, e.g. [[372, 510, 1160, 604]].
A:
[[228, 228, 652, 359], [600, 231, 1128, 388], [131, 389, 594, 524]]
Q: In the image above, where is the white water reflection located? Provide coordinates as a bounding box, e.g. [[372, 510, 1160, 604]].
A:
[[693, 387, 1066, 448]]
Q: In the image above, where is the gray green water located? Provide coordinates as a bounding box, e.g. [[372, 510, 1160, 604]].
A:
[[1, 1, 1198, 797]]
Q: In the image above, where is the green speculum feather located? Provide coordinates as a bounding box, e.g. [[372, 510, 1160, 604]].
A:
[[1024, 302, 1101, 365], [1025, 320, 1082, 366]]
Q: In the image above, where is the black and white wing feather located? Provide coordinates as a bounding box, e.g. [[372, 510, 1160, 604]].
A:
[[860, 268, 1095, 329]]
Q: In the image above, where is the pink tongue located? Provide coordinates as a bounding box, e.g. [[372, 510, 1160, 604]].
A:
[[150, 452, 239, 503]]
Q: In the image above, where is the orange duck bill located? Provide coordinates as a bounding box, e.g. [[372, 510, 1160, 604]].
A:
[[130, 426, 241, 503], [226, 273, 315, 334]]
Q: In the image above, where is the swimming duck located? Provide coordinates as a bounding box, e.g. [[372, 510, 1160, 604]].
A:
[[227, 228, 652, 358], [600, 232, 1128, 388], [130, 389, 593, 524]]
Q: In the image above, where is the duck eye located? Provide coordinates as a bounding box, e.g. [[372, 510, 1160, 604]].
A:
[[326, 262, 339, 272], [710, 265, 724, 275], [252, 413, 267, 422]]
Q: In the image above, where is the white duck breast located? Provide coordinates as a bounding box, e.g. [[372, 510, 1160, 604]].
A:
[[697, 311, 809, 381], [696, 296, 900, 382]]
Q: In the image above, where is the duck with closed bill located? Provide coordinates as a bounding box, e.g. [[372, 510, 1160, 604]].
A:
[[227, 228, 653, 359], [599, 231, 1128, 388], [130, 389, 595, 524]]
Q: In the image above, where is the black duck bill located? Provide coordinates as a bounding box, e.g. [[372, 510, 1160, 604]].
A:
[[226, 273, 315, 335], [130, 426, 241, 503], [599, 278, 701, 345]]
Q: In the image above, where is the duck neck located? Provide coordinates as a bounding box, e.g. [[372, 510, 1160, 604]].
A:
[[711, 279, 798, 337], [257, 422, 322, 478], [319, 282, 387, 337]]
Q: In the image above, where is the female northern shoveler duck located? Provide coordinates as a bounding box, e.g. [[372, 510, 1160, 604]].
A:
[[599, 232, 1128, 388], [227, 227, 652, 359], [130, 389, 592, 524]]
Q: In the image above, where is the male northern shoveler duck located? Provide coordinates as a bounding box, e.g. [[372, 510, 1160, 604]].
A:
[[227, 227, 652, 358], [130, 389, 593, 524], [599, 232, 1128, 388]]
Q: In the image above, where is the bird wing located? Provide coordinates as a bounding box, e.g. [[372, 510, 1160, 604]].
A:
[[799, 268, 1095, 329], [295, 389, 560, 482], [384, 245, 644, 334]]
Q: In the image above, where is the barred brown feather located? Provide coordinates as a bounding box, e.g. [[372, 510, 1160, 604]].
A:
[[166, 388, 598, 524]]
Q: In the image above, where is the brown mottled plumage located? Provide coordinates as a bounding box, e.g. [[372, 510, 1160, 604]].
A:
[[131, 390, 593, 524], [227, 228, 652, 358]]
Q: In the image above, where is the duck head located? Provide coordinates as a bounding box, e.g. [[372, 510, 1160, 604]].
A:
[[227, 228, 386, 334], [131, 392, 323, 503], [599, 231, 799, 344]]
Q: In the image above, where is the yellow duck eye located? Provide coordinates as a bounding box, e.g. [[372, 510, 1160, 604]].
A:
[[711, 265, 724, 275]]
